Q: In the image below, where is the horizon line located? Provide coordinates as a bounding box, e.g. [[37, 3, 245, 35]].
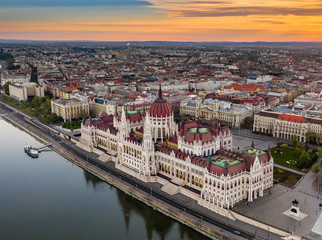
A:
[[1, 39, 322, 44]]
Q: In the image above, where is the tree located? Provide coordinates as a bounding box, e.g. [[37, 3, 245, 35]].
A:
[[298, 151, 311, 169], [291, 135, 299, 149], [80, 109, 89, 120], [174, 116, 181, 124], [297, 142, 306, 151], [316, 133, 322, 146], [3, 81, 11, 95], [40, 98, 51, 112], [317, 147, 322, 158], [306, 131, 317, 145], [242, 116, 253, 129], [31, 96, 41, 107], [311, 164, 320, 174]]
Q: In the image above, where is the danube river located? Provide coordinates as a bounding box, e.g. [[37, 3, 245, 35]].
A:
[[0, 118, 210, 240]]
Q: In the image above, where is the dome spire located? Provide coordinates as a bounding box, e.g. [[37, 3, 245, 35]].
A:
[[158, 83, 162, 99]]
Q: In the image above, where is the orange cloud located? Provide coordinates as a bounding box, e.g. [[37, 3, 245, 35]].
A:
[[0, 0, 321, 41]]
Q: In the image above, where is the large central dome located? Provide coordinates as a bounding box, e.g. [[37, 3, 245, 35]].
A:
[[149, 84, 172, 118]]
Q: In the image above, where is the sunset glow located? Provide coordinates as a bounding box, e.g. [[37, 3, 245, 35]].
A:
[[0, 0, 321, 41]]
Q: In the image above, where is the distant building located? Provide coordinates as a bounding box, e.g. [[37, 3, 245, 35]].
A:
[[9, 82, 44, 101], [294, 92, 322, 106], [247, 75, 273, 84], [51, 98, 89, 121], [224, 83, 267, 93], [180, 97, 253, 128], [254, 109, 322, 142], [1, 73, 30, 86]]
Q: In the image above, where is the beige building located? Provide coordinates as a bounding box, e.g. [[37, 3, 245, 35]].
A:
[[1, 73, 30, 86], [51, 98, 89, 121], [294, 92, 322, 106], [180, 97, 253, 128], [253, 109, 322, 142], [90, 98, 107, 117], [9, 82, 44, 101]]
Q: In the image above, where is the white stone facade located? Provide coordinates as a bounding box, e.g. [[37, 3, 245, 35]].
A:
[[79, 102, 273, 213], [9, 82, 44, 101], [253, 110, 322, 142], [180, 97, 253, 128]]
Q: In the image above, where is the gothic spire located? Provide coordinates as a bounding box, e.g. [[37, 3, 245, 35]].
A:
[[158, 83, 162, 99], [143, 112, 152, 149], [121, 105, 126, 122]]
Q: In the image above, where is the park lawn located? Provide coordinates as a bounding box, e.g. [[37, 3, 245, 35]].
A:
[[271, 146, 302, 170], [273, 167, 302, 188]]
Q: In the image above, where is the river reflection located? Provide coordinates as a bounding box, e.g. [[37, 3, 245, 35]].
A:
[[82, 169, 210, 240], [0, 118, 210, 240]]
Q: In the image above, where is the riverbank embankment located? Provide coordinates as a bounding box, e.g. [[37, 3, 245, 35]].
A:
[[0, 100, 296, 240]]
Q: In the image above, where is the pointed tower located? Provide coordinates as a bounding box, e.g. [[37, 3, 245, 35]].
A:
[[117, 106, 129, 165], [119, 105, 129, 139], [114, 103, 118, 116], [158, 82, 162, 98], [141, 112, 156, 176], [143, 112, 153, 150]]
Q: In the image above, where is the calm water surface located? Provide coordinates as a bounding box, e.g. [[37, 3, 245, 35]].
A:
[[0, 118, 210, 240]]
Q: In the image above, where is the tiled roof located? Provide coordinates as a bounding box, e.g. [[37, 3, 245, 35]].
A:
[[224, 83, 267, 92], [150, 98, 172, 118], [83, 114, 117, 135], [277, 114, 306, 123]]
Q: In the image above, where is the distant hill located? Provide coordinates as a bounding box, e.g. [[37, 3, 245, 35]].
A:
[[0, 39, 321, 48]]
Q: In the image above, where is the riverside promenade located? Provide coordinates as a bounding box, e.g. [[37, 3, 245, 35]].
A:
[[0, 100, 299, 240]]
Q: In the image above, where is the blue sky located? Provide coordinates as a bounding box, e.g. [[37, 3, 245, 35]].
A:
[[0, 0, 152, 7]]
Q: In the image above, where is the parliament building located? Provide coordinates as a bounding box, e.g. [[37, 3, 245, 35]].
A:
[[79, 86, 274, 215]]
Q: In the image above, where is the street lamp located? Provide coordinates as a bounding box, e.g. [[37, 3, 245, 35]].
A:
[[267, 226, 269, 239]]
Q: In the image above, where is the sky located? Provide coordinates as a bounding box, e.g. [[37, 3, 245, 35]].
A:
[[0, 0, 321, 42]]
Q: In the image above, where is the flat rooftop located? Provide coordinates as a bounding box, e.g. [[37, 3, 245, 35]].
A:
[[211, 155, 243, 168], [244, 149, 267, 157]]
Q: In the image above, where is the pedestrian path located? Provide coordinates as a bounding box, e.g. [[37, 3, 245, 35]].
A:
[[312, 212, 322, 236], [274, 163, 305, 175], [161, 182, 180, 195]]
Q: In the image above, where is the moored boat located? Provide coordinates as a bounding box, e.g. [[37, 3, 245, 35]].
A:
[[24, 146, 39, 158]]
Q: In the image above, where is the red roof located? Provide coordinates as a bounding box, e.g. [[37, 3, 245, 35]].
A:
[[224, 83, 267, 92], [150, 98, 172, 118], [277, 114, 306, 123], [63, 87, 78, 92]]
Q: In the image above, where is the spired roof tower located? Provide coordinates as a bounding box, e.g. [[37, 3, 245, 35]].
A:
[[148, 83, 177, 142], [149, 83, 172, 118]]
